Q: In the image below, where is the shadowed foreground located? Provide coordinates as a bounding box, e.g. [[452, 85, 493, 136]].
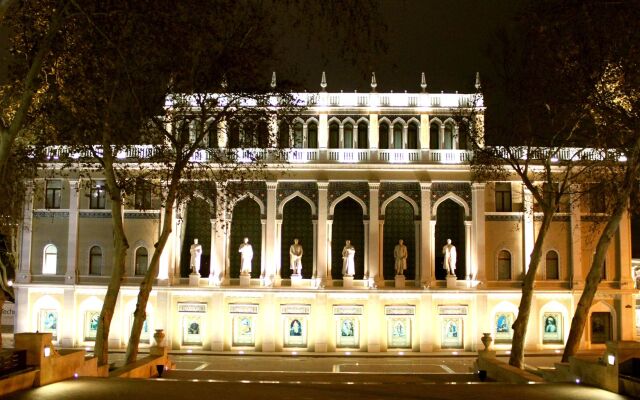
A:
[[4, 377, 630, 400]]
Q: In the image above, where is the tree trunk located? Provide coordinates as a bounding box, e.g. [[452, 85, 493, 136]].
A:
[[94, 149, 129, 366], [124, 192, 176, 364], [509, 210, 554, 368], [0, 289, 4, 348]]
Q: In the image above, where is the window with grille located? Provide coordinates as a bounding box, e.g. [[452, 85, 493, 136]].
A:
[[135, 179, 152, 209], [135, 247, 148, 276], [546, 250, 559, 279], [495, 183, 512, 212], [46, 180, 62, 209], [497, 250, 511, 280], [89, 246, 102, 275]]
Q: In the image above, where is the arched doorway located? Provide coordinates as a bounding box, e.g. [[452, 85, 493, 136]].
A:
[[280, 197, 314, 279], [383, 197, 416, 280], [181, 198, 212, 277], [331, 197, 364, 280], [230, 197, 262, 278], [434, 199, 465, 280]]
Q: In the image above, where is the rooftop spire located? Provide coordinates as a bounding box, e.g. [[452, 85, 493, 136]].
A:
[[420, 72, 427, 92], [320, 71, 327, 91], [370, 72, 377, 92], [475, 71, 481, 91], [270, 71, 276, 89]]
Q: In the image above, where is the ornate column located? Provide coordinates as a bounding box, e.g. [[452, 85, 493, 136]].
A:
[[65, 180, 80, 284], [523, 186, 534, 273], [326, 220, 334, 287], [414, 221, 421, 285], [618, 208, 633, 289], [18, 182, 34, 283], [471, 183, 486, 282], [464, 221, 472, 280], [312, 220, 318, 279], [224, 220, 232, 282], [420, 183, 432, 286], [264, 181, 278, 285], [60, 288, 76, 347], [316, 182, 329, 286], [367, 182, 380, 287], [569, 186, 583, 288], [275, 219, 283, 286]]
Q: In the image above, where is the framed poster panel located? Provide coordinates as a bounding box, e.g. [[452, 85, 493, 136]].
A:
[[542, 312, 563, 344], [590, 312, 611, 344], [441, 317, 463, 349], [283, 316, 307, 348], [232, 315, 255, 347], [387, 317, 411, 349], [39, 309, 58, 340], [494, 312, 514, 344], [182, 314, 203, 346], [336, 316, 359, 348], [129, 314, 151, 344], [84, 311, 100, 341]]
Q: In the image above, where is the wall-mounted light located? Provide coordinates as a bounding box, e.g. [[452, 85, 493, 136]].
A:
[[44, 346, 51, 357], [607, 354, 615, 366], [7, 280, 13, 287]]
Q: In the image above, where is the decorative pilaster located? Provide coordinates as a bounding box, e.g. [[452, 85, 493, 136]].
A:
[[65, 180, 80, 284], [369, 113, 379, 161], [523, 186, 534, 273], [367, 182, 380, 287], [60, 288, 76, 347], [18, 182, 34, 283], [263, 181, 278, 286], [316, 182, 329, 287], [420, 183, 432, 286], [569, 186, 583, 288], [464, 221, 472, 280], [471, 183, 486, 282], [157, 196, 172, 285], [318, 114, 328, 161]]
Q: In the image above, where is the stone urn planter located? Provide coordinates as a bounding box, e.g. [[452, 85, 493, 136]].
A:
[[481, 333, 493, 351], [153, 329, 166, 347]]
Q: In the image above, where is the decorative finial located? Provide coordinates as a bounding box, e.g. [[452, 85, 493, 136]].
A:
[[270, 71, 276, 89], [420, 72, 427, 92], [475, 71, 481, 91], [221, 75, 228, 90], [320, 71, 327, 91], [370, 72, 377, 92]]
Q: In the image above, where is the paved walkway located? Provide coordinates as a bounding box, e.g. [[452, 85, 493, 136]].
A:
[[5, 377, 630, 400]]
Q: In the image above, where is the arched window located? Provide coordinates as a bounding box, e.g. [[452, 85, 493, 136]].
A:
[[408, 122, 419, 149], [357, 122, 368, 149], [379, 122, 389, 149], [546, 250, 559, 280], [393, 123, 403, 149], [343, 123, 354, 148], [43, 244, 57, 275], [293, 122, 303, 148], [329, 122, 339, 149], [307, 122, 318, 148], [135, 247, 148, 276], [278, 121, 290, 148], [227, 120, 240, 148], [497, 250, 511, 280], [444, 123, 454, 149], [89, 246, 102, 276], [430, 122, 440, 149]]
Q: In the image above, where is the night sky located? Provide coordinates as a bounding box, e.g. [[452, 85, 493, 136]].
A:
[[271, 0, 519, 93]]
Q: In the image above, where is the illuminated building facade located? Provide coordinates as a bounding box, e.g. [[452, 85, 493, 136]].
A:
[[12, 79, 640, 353]]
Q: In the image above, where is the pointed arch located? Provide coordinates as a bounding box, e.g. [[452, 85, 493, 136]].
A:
[[329, 191, 367, 217], [378, 117, 392, 126], [432, 192, 470, 217], [278, 190, 317, 217], [587, 300, 617, 344], [407, 117, 420, 126], [341, 116, 356, 126], [328, 116, 342, 125], [429, 117, 443, 127], [230, 192, 266, 215], [443, 117, 458, 127], [304, 116, 319, 125], [380, 191, 419, 216], [356, 117, 369, 125], [391, 117, 407, 127]]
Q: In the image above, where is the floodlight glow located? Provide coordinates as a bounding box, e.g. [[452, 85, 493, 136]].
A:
[[345, 351, 351, 355], [575, 378, 581, 384], [187, 349, 192, 353]]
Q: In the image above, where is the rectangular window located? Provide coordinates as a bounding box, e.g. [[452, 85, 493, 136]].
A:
[[135, 179, 152, 209], [45, 180, 62, 209], [589, 184, 606, 213], [495, 183, 512, 212], [90, 183, 106, 209]]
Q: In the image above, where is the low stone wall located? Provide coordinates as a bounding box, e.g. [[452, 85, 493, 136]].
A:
[[109, 350, 173, 379], [0, 369, 38, 397], [476, 355, 544, 384]]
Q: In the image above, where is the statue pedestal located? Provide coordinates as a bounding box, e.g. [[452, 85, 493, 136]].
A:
[[189, 273, 200, 287], [208, 274, 221, 287], [290, 274, 303, 287], [446, 274, 457, 289], [240, 274, 251, 287], [394, 275, 406, 288], [343, 276, 354, 288]]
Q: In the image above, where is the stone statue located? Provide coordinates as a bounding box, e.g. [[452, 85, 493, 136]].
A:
[[342, 240, 356, 277], [442, 238, 457, 276], [239, 237, 253, 275], [289, 238, 303, 275], [394, 239, 408, 276], [189, 239, 203, 275]]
